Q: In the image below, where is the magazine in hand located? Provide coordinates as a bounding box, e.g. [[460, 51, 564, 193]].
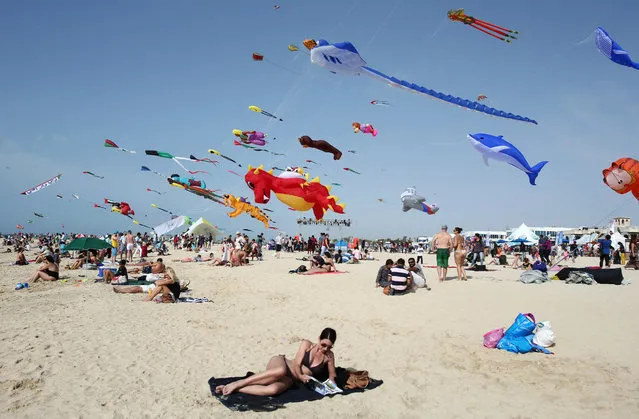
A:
[[306, 376, 343, 395]]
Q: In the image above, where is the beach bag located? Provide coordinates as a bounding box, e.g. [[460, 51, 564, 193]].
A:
[[483, 328, 505, 348], [533, 321, 556, 348], [505, 313, 536, 337], [497, 334, 552, 354], [411, 272, 425, 288], [532, 261, 547, 273], [345, 370, 370, 389], [499, 255, 507, 265]]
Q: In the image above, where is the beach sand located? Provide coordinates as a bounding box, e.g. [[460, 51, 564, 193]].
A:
[[1, 246, 638, 418]]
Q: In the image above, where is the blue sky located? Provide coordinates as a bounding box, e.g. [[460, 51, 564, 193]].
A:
[[1, 0, 638, 239]]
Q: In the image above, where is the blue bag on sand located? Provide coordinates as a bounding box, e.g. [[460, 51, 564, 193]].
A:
[[532, 261, 547, 273], [505, 313, 536, 337], [497, 335, 553, 354]]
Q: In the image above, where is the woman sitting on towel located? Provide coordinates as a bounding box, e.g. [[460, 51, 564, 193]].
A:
[[113, 266, 183, 303], [15, 248, 28, 265], [215, 327, 338, 396]]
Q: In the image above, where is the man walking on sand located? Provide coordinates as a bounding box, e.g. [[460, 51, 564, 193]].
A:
[[432, 225, 453, 282]]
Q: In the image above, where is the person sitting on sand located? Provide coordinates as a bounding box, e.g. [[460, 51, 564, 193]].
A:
[[113, 266, 183, 303], [375, 258, 393, 288], [387, 258, 412, 296], [510, 253, 522, 269], [15, 248, 28, 265], [521, 257, 532, 271], [301, 252, 336, 274], [27, 255, 59, 282], [103, 259, 128, 284], [229, 249, 248, 267], [215, 328, 337, 396], [407, 257, 430, 290]]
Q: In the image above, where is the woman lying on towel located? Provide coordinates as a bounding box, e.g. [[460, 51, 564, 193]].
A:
[[112, 267, 183, 303], [300, 252, 336, 274], [215, 327, 338, 396]]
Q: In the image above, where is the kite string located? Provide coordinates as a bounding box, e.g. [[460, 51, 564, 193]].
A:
[[364, 0, 403, 48]]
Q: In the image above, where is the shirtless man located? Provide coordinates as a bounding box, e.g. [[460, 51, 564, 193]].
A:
[[432, 225, 453, 282], [125, 230, 134, 262]]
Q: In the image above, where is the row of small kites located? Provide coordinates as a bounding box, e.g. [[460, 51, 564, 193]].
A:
[[296, 218, 352, 227]]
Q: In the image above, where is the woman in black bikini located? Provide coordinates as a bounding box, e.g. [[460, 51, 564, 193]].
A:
[[215, 328, 337, 396], [28, 255, 59, 282]]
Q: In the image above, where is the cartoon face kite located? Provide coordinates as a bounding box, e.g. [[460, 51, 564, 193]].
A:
[[602, 158, 639, 200]]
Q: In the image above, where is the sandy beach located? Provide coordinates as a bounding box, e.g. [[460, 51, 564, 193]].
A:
[[1, 246, 638, 418]]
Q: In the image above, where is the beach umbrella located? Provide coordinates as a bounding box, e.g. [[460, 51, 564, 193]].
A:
[[65, 237, 111, 279], [65, 237, 111, 251]]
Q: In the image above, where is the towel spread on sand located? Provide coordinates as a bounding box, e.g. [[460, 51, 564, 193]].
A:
[[209, 368, 383, 412]]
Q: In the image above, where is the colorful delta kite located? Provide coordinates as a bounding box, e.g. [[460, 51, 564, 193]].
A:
[[602, 158, 639, 201], [244, 165, 345, 220], [223, 194, 272, 228], [249, 105, 283, 121], [307, 39, 537, 124], [447, 9, 519, 43], [208, 149, 241, 167], [370, 100, 390, 106], [83, 171, 104, 179], [467, 133, 548, 186], [288, 44, 298, 51], [167, 174, 225, 205], [145, 150, 210, 175], [595, 27, 639, 71], [233, 129, 267, 146], [298, 135, 342, 160], [477, 95, 488, 102], [104, 139, 136, 153], [352, 122, 378, 137], [16, 224, 24, 230], [400, 187, 439, 215], [21, 174, 62, 196]]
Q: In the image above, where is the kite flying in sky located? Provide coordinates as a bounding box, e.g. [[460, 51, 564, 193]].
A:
[[233, 129, 267, 146], [21, 174, 62, 196], [298, 135, 342, 160], [447, 9, 519, 43], [83, 171, 104, 179], [353, 122, 378, 137], [307, 39, 537, 124], [370, 100, 390, 106], [140, 166, 164, 177], [467, 133, 548, 185], [344, 168, 361, 175], [400, 187, 439, 215], [147, 188, 164, 195], [602, 158, 639, 201], [104, 139, 136, 153], [595, 27, 639, 71], [145, 150, 210, 175], [249, 105, 283, 121], [209, 149, 241, 167]]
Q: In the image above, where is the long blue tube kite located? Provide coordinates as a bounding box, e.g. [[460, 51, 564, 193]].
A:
[[307, 39, 538, 125], [594, 27, 639, 71]]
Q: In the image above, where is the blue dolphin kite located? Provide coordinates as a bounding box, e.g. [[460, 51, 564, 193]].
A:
[[467, 133, 548, 185], [307, 39, 537, 125], [595, 27, 639, 71]]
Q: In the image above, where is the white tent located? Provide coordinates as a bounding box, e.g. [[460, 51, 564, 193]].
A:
[[609, 221, 627, 250], [153, 216, 191, 237], [506, 223, 539, 243], [186, 217, 222, 237]]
